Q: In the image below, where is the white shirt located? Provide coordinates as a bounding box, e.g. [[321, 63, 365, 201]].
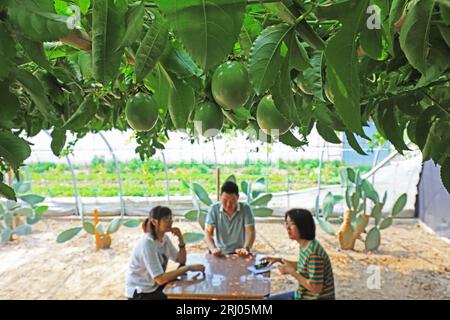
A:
[[125, 233, 179, 298]]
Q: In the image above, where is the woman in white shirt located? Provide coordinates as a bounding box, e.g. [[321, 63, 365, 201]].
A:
[[126, 206, 205, 300]]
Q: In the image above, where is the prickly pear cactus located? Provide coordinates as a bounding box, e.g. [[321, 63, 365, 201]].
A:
[[316, 168, 408, 252]]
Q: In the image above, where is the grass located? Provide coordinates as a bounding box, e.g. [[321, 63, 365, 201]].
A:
[[25, 157, 371, 197]]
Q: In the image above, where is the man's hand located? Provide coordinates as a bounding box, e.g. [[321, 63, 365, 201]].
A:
[[235, 247, 251, 257], [212, 248, 223, 257]]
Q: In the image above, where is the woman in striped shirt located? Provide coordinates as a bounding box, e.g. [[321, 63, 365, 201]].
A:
[[263, 208, 335, 300]]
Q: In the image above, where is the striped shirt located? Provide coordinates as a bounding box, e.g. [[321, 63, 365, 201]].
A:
[[295, 239, 335, 300]]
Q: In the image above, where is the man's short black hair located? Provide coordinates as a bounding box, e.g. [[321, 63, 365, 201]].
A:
[[285, 208, 316, 240], [221, 181, 239, 196]]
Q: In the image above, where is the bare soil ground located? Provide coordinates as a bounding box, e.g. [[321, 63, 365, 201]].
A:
[[0, 218, 449, 300]]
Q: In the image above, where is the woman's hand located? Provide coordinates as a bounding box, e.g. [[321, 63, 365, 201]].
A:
[[278, 263, 297, 275], [171, 227, 185, 245], [260, 256, 283, 266]]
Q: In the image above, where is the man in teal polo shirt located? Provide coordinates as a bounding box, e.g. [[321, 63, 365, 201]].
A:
[[204, 181, 256, 256]]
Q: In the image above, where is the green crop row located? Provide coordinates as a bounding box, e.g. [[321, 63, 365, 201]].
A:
[[24, 158, 371, 197]]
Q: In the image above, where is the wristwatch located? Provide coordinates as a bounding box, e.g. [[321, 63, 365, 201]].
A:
[[178, 243, 186, 249], [245, 246, 251, 253]]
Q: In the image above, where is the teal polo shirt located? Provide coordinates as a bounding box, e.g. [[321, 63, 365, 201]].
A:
[[205, 202, 255, 254]]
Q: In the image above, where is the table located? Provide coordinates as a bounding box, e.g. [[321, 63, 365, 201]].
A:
[[163, 253, 271, 300]]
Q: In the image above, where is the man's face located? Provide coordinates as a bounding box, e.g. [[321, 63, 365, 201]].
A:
[[221, 192, 238, 214]]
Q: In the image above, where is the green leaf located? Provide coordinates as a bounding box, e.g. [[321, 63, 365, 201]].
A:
[[146, 64, 170, 115], [158, 0, 246, 71], [360, 22, 384, 60], [15, 69, 56, 122], [441, 2, 450, 24], [345, 131, 367, 156], [316, 122, 341, 144], [62, 97, 98, 130], [365, 227, 381, 251], [50, 128, 67, 157], [249, 23, 292, 95], [250, 194, 273, 206], [301, 52, 324, 102], [288, 32, 310, 71], [135, 11, 169, 82], [0, 22, 16, 80], [168, 77, 195, 130], [239, 15, 262, 57], [123, 219, 142, 228], [399, 0, 436, 74], [271, 58, 295, 122], [441, 158, 450, 194], [379, 217, 393, 230], [56, 227, 82, 243], [160, 41, 203, 79], [106, 217, 122, 234], [119, 1, 145, 48], [18, 37, 51, 70], [439, 25, 450, 48], [317, 0, 369, 135], [92, 0, 127, 84], [317, 217, 336, 236], [183, 232, 204, 244], [184, 209, 199, 222], [392, 193, 407, 216], [192, 183, 212, 206], [19, 194, 45, 205], [0, 182, 16, 201], [417, 26, 450, 87], [0, 131, 31, 171], [7, 0, 70, 42], [279, 130, 306, 149], [252, 207, 273, 217], [0, 82, 19, 122], [13, 224, 32, 236]]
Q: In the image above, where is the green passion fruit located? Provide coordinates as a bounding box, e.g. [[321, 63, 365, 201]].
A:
[[125, 93, 159, 131], [194, 101, 224, 137], [256, 95, 292, 137], [211, 61, 252, 110]]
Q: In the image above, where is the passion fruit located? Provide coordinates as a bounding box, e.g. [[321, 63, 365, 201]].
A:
[[212, 61, 252, 110], [193, 102, 224, 137], [256, 95, 292, 137], [125, 93, 158, 131]]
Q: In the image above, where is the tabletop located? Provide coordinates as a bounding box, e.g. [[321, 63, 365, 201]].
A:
[[163, 253, 271, 300]]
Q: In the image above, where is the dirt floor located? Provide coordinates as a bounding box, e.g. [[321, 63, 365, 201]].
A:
[[0, 217, 449, 300]]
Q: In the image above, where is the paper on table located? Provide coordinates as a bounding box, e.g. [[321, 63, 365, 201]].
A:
[[247, 264, 275, 274]]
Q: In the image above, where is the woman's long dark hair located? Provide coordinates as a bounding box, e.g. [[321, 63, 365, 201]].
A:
[[142, 206, 172, 239], [285, 208, 316, 240]]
